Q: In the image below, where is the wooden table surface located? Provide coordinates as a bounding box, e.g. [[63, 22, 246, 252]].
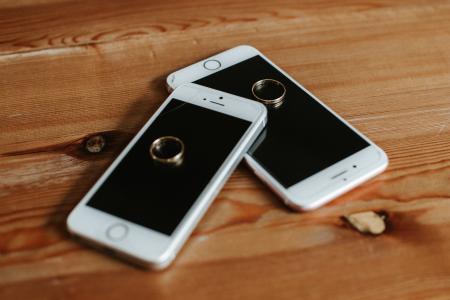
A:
[[1, 1, 450, 299]]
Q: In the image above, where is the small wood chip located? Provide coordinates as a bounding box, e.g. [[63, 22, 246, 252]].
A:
[[85, 135, 106, 153], [344, 211, 386, 235]]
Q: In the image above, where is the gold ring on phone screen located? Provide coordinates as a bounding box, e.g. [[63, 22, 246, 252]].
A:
[[149, 136, 185, 166], [251, 78, 286, 108]]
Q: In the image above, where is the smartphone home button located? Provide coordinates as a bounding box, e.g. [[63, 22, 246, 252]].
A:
[[203, 59, 221, 70], [106, 223, 128, 241]]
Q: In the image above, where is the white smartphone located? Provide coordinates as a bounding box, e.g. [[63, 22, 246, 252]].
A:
[[166, 45, 388, 211], [67, 83, 267, 269]]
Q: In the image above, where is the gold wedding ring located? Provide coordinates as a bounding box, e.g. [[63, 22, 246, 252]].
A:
[[251, 79, 286, 107], [149, 136, 185, 166]]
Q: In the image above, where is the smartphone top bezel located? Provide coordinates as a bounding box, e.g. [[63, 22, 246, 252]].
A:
[[246, 144, 388, 211], [171, 82, 266, 123], [67, 82, 266, 268]]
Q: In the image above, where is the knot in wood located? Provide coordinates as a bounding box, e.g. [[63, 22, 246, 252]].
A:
[[85, 135, 106, 153]]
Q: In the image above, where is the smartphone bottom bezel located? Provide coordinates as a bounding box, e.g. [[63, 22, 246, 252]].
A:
[[67, 205, 175, 269]]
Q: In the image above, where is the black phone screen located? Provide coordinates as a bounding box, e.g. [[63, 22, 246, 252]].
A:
[[87, 99, 250, 236], [195, 55, 369, 188]]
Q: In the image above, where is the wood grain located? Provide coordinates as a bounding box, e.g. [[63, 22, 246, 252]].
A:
[[1, 0, 450, 299]]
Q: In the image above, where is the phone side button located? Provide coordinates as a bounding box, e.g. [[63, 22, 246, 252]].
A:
[[106, 223, 129, 241]]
